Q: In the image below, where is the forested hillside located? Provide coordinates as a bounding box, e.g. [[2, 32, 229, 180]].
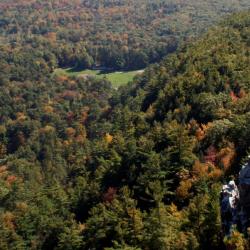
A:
[[0, 8, 250, 249], [0, 0, 250, 77]]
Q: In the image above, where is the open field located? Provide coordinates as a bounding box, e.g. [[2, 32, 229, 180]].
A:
[[53, 68, 144, 88]]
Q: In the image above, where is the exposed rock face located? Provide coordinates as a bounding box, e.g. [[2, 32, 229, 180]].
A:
[[239, 160, 250, 233], [221, 160, 250, 236]]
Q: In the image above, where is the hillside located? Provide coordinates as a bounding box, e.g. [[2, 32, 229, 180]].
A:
[[0, 0, 250, 80], [103, 11, 250, 248]]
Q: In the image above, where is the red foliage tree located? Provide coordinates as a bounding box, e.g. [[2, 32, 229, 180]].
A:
[[103, 187, 117, 203]]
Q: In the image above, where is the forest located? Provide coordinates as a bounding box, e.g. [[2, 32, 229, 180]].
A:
[[0, 0, 250, 250]]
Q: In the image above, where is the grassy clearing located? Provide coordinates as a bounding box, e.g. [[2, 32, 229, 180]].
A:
[[53, 68, 144, 88]]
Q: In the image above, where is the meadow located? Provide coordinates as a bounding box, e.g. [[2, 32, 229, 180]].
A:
[[53, 68, 144, 88]]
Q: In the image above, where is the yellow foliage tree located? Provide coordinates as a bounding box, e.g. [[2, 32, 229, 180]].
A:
[[105, 133, 113, 144]]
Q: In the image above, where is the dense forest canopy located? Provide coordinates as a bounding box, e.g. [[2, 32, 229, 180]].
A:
[[0, 0, 250, 77], [0, 4, 250, 248]]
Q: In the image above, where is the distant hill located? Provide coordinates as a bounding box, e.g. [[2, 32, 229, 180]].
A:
[[0, 0, 249, 73]]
